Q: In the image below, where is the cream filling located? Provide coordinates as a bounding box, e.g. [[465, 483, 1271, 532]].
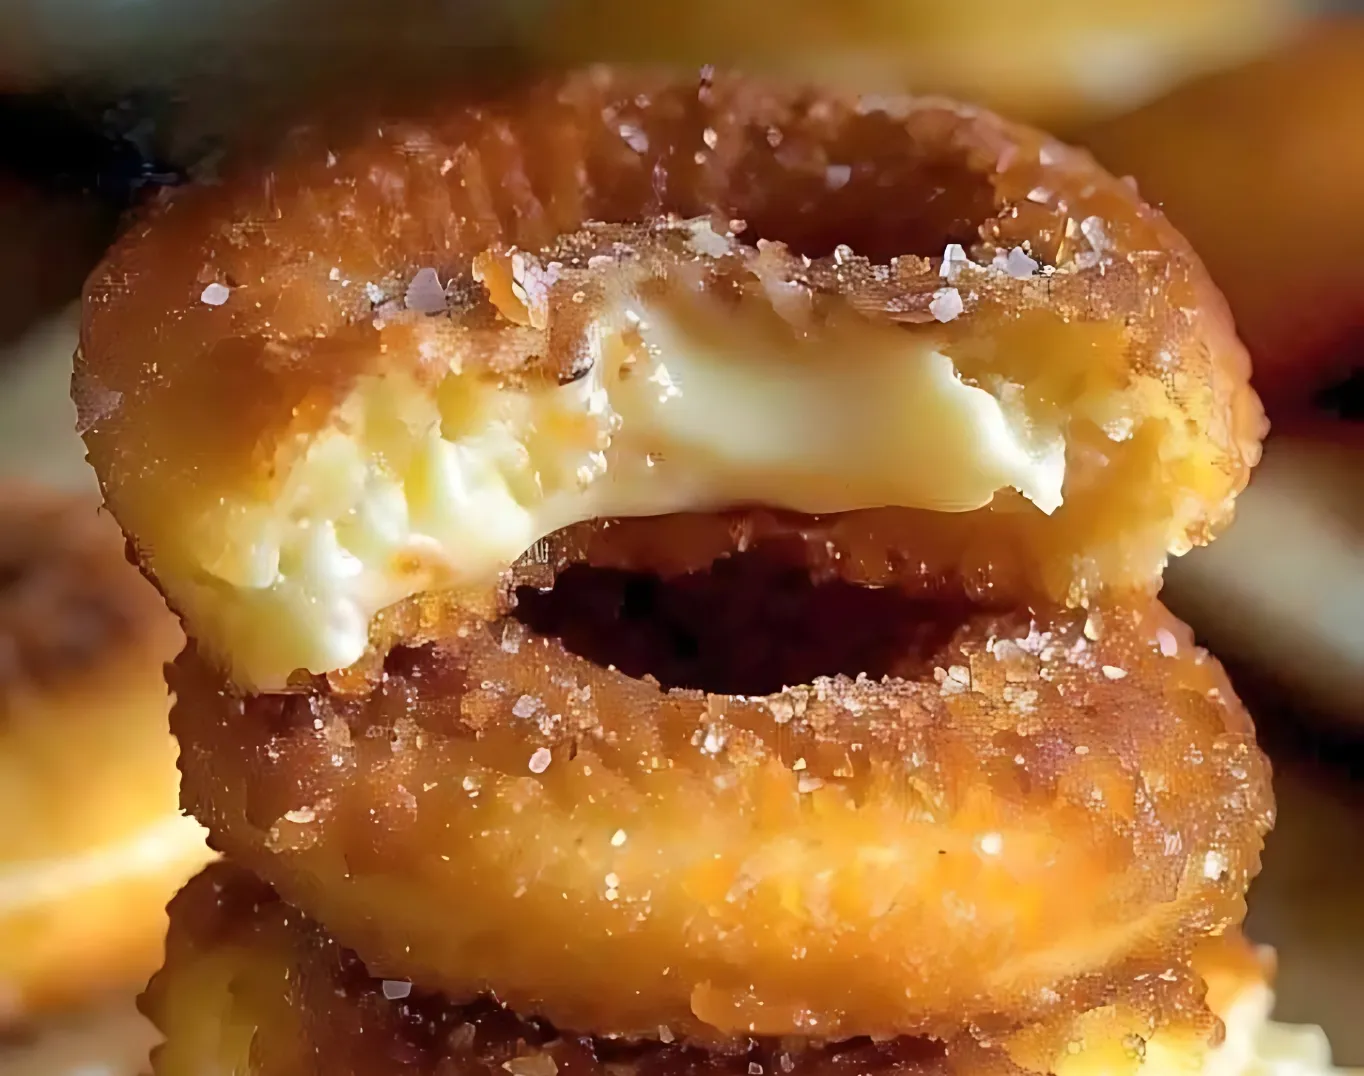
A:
[[187, 303, 1066, 689], [1146, 983, 1344, 1076]]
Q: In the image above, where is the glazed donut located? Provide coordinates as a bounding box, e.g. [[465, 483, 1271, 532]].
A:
[[169, 566, 1271, 1041], [140, 863, 1341, 1076], [1085, 20, 1364, 424], [77, 68, 1263, 691], [529, 0, 1301, 130], [0, 484, 211, 1023]]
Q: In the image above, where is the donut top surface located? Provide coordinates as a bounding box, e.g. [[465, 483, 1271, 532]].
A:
[[76, 68, 1263, 689]]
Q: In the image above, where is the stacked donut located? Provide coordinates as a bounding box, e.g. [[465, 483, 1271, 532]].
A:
[[76, 68, 1278, 1076]]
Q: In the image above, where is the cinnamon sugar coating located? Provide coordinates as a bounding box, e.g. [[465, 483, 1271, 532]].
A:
[[143, 863, 1250, 1076], [170, 556, 1271, 1041], [77, 68, 1262, 688]]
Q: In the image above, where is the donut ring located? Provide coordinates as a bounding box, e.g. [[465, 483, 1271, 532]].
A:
[[170, 552, 1271, 1042], [1085, 20, 1364, 423], [142, 863, 1284, 1076], [76, 67, 1263, 691], [0, 484, 211, 1023]]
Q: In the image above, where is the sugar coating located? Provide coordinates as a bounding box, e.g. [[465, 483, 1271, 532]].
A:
[[169, 585, 1271, 1042]]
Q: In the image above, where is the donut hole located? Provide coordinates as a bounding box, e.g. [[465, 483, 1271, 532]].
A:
[[512, 545, 974, 696], [734, 164, 996, 264], [718, 117, 998, 263]]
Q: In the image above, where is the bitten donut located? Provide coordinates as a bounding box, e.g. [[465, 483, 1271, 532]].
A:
[[0, 484, 211, 1023], [171, 567, 1271, 1041], [76, 68, 1263, 692], [141, 864, 1339, 1076]]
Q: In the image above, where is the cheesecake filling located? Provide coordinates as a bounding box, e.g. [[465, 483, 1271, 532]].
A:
[[186, 296, 1066, 689]]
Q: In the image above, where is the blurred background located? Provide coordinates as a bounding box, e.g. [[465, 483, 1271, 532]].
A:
[[0, 2, 1359, 1072]]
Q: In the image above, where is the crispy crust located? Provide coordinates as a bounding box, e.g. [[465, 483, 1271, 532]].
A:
[[142, 862, 1249, 1076], [170, 575, 1271, 1042]]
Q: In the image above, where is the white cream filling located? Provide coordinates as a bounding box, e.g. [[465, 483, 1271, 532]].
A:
[[1146, 982, 1345, 1076], [186, 303, 1066, 689]]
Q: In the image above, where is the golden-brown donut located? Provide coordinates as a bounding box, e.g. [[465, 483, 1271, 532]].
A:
[[1085, 20, 1364, 423], [528, 0, 1301, 130], [169, 559, 1271, 1042], [0, 484, 211, 1024], [140, 863, 1340, 1076], [76, 68, 1263, 691]]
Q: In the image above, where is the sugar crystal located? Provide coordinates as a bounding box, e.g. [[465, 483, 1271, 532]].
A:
[[1004, 247, 1039, 278], [405, 267, 446, 314], [528, 747, 553, 774], [929, 287, 963, 323], [200, 282, 230, 306]]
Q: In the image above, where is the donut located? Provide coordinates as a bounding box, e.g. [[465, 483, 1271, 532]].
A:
[[75, 66, 1276, 1060], [76, 67, 1263, 692], [0, 484, 211, 1023], [1085, 20, 1364, 424], [528, 0, 1301, 129], [169, 564, 1271, 1042], [139, 863, 1341, 1076]]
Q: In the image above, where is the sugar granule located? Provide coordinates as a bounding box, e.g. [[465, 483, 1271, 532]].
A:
[[929, 287, 964, 323], [200, 282, 230, 306], [528, 747, 553, 774]]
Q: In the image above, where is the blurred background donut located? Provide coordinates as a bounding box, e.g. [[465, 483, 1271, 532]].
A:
[[529, 0, 1306, 130], [1159, 424, 1364, 725], [0, 483, 211, 1025], [0, 0, 1310, 176], [1085, 19, 1364, 426]]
